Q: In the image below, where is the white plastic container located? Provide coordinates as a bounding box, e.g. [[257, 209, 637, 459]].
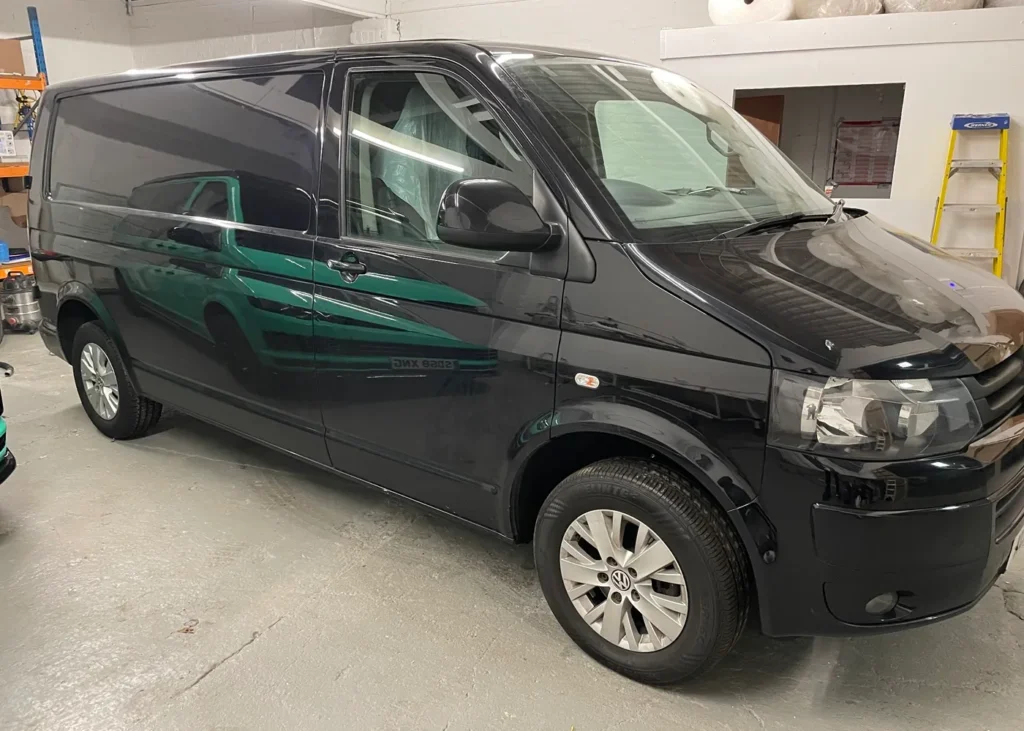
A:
[[709, 0, 796, 24]]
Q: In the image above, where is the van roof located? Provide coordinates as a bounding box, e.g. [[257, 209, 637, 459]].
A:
[[45, 40, 640, 96]]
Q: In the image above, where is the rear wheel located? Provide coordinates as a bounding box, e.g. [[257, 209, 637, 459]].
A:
[[534, 458, 750, 684], [71, 322, 162, 439]]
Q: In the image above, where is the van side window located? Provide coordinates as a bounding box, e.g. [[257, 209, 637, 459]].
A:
[[345, 71, 533, 254], [49, 73, 323, 234]]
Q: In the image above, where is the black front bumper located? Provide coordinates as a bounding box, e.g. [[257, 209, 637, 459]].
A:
[[755, 417, 1024, 637], [0, 449, 17, 485]]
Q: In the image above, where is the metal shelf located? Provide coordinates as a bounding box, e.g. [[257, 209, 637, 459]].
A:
[[0, 164, 30, 178], [0, 74, 46, 92]]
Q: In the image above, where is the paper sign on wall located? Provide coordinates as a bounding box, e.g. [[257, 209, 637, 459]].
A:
[[0, 131, 16, 158], [832, 119, 900, 186]]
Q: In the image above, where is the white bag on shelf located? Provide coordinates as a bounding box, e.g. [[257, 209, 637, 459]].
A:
[[794, 0, 883, 17], [883, 0, 982, 12], [709, 0, 796, 24]]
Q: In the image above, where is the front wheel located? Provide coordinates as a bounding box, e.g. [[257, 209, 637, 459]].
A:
[[71, 322, 162, 439], [534, 458, 751, 684]]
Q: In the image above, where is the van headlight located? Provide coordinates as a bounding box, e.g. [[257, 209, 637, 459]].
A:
[[768, 372, 981, 460]]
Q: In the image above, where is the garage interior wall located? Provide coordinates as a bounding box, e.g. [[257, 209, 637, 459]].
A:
[[389, 0, 712, 65], [0, 0, 134, 81], [127, 0, 357, 69]]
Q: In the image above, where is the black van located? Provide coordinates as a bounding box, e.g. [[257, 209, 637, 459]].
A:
[[28, 42, 1024, 684]]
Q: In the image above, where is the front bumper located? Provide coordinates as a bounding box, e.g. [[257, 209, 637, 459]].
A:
[[756, 414, 1024, 637]]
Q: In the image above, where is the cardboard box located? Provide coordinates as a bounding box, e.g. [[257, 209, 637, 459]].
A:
[[0, 40, 26, 76], [0, 191, 27, 219]]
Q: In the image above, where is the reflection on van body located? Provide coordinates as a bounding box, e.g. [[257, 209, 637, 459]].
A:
[[113, 171, 498, 385]]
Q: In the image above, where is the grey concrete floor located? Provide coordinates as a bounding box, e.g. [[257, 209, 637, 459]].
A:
[[1, 333, 1023, 731]]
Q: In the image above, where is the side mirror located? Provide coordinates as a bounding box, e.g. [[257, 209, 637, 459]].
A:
[[436, 179, 560, 252], [168, 225, 219, 251]]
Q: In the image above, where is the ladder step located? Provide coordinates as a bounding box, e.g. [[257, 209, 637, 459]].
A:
[[950, 159, 1003, 169], [941, 248, 1000, 259], [942, 203, 1002, 212]]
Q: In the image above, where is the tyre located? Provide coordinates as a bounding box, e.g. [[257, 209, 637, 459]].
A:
[[71, 321, 162, 439], [534, 458, 750, 684]]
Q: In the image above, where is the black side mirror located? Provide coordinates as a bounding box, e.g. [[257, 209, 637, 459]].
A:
[[168, 225, 219, 251], [436, 179, 560, 252]]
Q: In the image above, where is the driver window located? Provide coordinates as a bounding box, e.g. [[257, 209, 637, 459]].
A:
[[345, 71, 534, 253]]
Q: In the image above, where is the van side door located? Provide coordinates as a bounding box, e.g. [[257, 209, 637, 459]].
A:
[[45, 70, 330, 462], [312, 58, 567, 531]]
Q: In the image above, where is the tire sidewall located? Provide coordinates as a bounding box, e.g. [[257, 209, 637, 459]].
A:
[[535, 476, 730, 679], [71, 324, 134, 438]]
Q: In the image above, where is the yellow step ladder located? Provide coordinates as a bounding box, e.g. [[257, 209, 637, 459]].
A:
[[930, 113, 1010, 277]]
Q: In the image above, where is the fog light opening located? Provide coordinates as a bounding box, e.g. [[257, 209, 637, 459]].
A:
[[865, 591, 899, 616]]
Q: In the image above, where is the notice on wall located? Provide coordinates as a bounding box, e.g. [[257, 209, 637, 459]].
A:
[[832, 120, 899, 186], [0, 131, 15, 158]]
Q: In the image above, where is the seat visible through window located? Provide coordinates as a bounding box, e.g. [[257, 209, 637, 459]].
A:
[[346, 72, 533, 252]]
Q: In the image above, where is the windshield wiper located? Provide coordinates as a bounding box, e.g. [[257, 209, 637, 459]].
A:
[[661, 185, 747, 197], [713, 211, 833, 240], [828, 197, 846, 224]]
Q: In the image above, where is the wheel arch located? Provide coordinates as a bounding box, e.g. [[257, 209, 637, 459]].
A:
[[504, 401, 773, 598], [56, 284, 140, 392]]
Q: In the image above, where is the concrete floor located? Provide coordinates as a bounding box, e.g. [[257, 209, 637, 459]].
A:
[[1, 333, 1023, 731]]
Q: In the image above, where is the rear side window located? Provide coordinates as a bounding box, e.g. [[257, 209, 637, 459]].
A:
[[49, 73, 323, 233]]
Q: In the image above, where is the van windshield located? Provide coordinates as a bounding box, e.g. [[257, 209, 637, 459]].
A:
[[501, 55, 834, 242]]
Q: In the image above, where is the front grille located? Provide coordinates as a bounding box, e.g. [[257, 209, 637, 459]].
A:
[[964, 346, 1024, 432], [995, 479, 1024, 543]]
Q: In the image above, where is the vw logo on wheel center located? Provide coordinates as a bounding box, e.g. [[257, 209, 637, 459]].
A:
[[610, 569, 632, 591]]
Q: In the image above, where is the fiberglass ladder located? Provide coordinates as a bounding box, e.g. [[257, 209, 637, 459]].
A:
[[930, 113, 1010, 278]]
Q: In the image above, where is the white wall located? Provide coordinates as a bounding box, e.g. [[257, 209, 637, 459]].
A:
[[0, 0, 134, 82], [390, 0, 711, 65], [662, 7, 1024, 284], [129, 0, 356, 68]]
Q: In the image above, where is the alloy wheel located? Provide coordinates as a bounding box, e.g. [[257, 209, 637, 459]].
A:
[[80, 342, 119, 420], [560, 509, 688, 652]]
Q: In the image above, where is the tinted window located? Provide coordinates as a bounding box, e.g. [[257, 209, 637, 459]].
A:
[[345, 71, 533, 252], [50, 73, 323, 233]]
